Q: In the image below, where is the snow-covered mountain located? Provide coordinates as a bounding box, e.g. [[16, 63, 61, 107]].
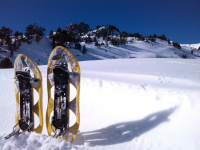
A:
[[0, 35, 200, 149], [64, 22, 91, 34], [86, 25, 120, 37]]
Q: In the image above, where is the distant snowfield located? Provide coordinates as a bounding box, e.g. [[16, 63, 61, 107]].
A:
[[181, 43, 200, 49], [1, 58, 200, 150]]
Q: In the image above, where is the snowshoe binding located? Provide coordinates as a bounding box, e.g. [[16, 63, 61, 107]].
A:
[[5, 54, 43, 140], [46, 46, 80, 143]]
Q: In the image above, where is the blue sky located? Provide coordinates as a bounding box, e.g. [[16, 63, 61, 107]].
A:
[[0, 0, 199, 44]]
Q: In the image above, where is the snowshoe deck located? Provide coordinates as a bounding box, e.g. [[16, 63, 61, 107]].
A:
[[46, 46, 80, 143], [13, 54, 43, 133]]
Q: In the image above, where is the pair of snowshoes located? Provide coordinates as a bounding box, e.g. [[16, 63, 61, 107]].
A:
[[5, 46, 80, 143]]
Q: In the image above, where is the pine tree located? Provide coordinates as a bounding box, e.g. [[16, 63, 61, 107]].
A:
[[0, 40, 2, 47], [95, 41, 98, 46], [0, 30, 2, 41], [51, 36, 56, 49], [13, 41, 17, 51], [150, 37, 156, 42], [24, 23, 45, 44], [10, 50, 14, 57], [0, 27, 13, 40], [158, 35, 167, 41], [173, 42, 181, 49], [96, 25, 100, 30], [168, 39, 171, 45], [96, 31, 100, 38], [93, 36, 97, 42], [0, 57, 12, 68], [57, 27, 62, 33], [48, 30, 53, 38], [5, 35, 11, 46], [75, 42, 81, 50], [82, 45, 87, 54], [18, 40, 21, 47], [35, 26, 46, 44], [50, 30, 53, 35], [25, 23, 36, 39], [8, 42, 12, 51], [103, 29, 107, 40], [14, 31, 19, 40], [19, 32, 23, 41], [182, 54, 187, 59]]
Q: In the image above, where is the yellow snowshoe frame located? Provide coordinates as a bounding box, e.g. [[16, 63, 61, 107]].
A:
[[14, 54, 43, 133], [46, 46, 80, 143]]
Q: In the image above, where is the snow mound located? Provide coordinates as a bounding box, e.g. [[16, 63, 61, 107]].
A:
[[0, 132, 82, 150]]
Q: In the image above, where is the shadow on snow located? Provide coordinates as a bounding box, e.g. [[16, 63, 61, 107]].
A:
[[74, 107, 176, 147]]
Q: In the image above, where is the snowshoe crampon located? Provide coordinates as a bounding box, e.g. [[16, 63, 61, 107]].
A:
[[5, 54, 43, 140], [46, 46, 80, 143]]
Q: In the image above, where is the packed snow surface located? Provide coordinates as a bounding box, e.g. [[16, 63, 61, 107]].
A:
[[1, 36, 200, 149], [1, 58, 200, 150]]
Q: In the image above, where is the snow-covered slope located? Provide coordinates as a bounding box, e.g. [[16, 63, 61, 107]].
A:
[[0, 37, 53, 65], [0, 37, 200, 67], [0, 58, 200, 150], [181, 43, 200, 49]]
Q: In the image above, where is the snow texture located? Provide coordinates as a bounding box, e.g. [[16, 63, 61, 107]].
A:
[[1, 58, 200, 150], [0, 36, 200, 150]]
